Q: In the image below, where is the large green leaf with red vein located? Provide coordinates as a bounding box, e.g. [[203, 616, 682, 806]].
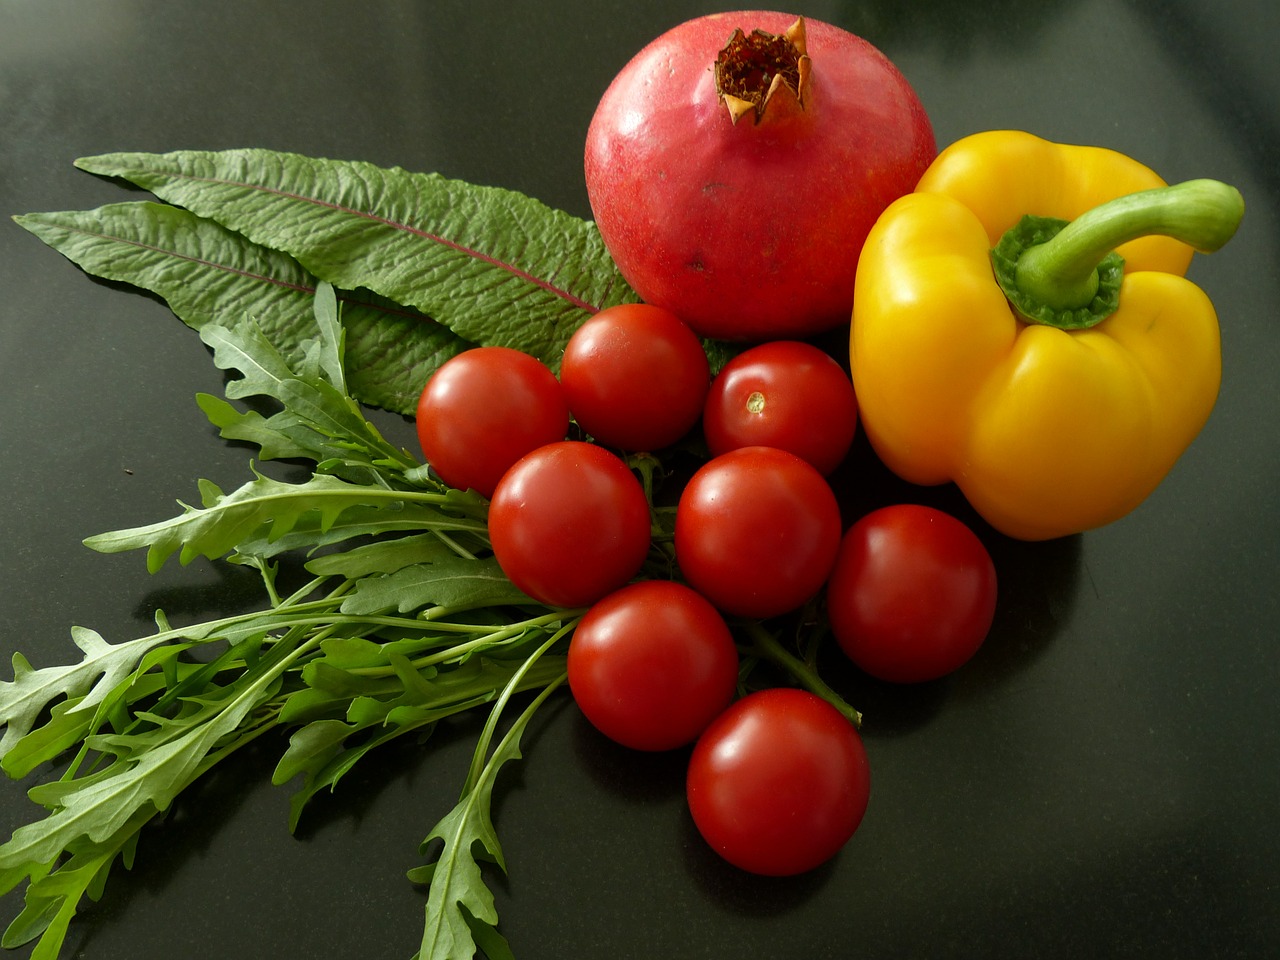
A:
[[14, 202, 463, 415], [73, 148, 639, 368]]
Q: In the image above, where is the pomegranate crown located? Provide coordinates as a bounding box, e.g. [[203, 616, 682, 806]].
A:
[[713, 17, 811, 125]]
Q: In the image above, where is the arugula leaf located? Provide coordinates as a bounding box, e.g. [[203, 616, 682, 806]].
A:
[[303, 532, 459, 579], [411, 632, 568, 960], [0, 632, 299, 871], [0, 616, 321, 955], [274, 650, 567, 833], [1, 627, 179, 756], [1, 807, 151, 958], [230, 505, 487, 564], [82, 472, 486, 574], [196, 286, 421, 484], [13, 202, 464, 415], [308, 280, 349, 394], [3, 229, 611, 960], [340, 558, 534, 616], [73, 148, 639, 369]]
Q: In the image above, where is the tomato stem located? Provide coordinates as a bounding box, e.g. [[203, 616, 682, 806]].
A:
[[741, 620, 862, 727]]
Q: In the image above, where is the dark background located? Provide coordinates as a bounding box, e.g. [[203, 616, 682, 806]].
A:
[[2, 2, 1277, 958]]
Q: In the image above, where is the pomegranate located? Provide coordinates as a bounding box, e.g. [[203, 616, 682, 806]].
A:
[[584, 12, 935, 341]]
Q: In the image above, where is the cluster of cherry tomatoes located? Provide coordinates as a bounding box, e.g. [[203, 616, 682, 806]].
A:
[[414, 303, 998, 876]]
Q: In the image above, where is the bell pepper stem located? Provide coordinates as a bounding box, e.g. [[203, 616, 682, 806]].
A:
[[992, 178, 1244, 329], [1017, 179, 1244, 309]]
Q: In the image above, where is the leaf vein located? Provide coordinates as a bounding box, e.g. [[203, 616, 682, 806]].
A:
[[144, 169, 602, 313], [44, 222, 314, 294]]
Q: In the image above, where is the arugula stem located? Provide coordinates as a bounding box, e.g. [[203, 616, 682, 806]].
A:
[[278, 574, 338, 607], [65, 592, 350, 659], [460, 623, 574, 795], [741, 620, 862, 727], [413, 612, 582, 671], [52, 580, 581, 684], [255, 485, 490, 524], [339, 610, 584, 676], [430, 528, 480, 560]]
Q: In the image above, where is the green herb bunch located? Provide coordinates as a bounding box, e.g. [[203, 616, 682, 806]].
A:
[[0, 277, 575, 960], [0, 149, 650, 960]]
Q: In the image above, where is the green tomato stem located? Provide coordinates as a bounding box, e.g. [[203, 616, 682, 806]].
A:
[[742, 620, 862, 727]]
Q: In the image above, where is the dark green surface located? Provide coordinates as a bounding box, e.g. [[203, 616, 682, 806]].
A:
[[2, 2, 1277, 958]]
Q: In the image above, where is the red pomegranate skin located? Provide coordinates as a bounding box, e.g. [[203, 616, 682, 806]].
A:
[[584, 11, 935, 341]]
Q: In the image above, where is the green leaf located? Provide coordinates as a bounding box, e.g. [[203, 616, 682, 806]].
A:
[[1, 809, 149, 956], [463, 912, 517, 960], [0, 628, 302, 873], [341, 558, 534, 617], [1, 691, 261, 871], [278, 711, 432, 833], [2, 629, 302, 957], [196, 393, 318, 463], [73, 148, 640, 369], [1, 629, 176, 757], [13, 202, 465, 414], [304, 532, 459, 578], [414, 633, 567, 960], [309, 280, 348, 394], [196, 301, 420, 482], [271, 718, 368, 827], [1, 697, 94, 781], [232, 505, 484, 563], [273, 654, 544, 832], [82, 472, 472, 573]]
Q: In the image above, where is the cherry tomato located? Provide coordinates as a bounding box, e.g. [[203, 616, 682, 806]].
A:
[[488, 441, 651, 608], [686, 687, 870, 876], [674, 446, 842, 619], [560, 303, 710, 451], [415, 346, 568, 498], [568, 580, 738, 751], [827, 504, 997, 683], [702, 340, 858, 475]]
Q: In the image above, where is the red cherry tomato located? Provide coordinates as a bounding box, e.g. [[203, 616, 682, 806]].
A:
[[703, 340, 858, 475], [568, 580, 738, 751], [827, 504, 998, 683], [560, 303, 710, 451], [488, 441, 651, 608], [415, 347, 568, 498], [686, 688, 871, 876], [674, 446, 842, 619]]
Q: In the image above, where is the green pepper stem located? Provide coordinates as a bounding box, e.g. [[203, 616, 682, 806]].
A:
[[1015, 179, 1244, 312]]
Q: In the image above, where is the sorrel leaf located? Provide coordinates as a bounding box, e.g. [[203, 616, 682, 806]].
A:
[[74, 149, 640, 368], [14, 202, 464, 415]]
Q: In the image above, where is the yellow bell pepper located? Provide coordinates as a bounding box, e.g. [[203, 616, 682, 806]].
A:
[[850, 130, 1244, 541]]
